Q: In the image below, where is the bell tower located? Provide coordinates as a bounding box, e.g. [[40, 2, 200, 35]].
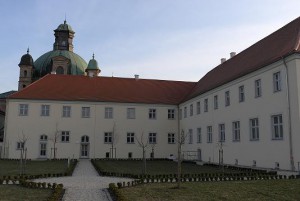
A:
[[18, 48, 34, 90], [53, 20, 75, 52]]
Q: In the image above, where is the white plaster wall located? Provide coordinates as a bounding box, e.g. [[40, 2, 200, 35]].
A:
[[4, 101, 178, 160], [180, 56, 300, 170]]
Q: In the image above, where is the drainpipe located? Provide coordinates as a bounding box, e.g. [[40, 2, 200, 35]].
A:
[[282, 57, 295, 171]]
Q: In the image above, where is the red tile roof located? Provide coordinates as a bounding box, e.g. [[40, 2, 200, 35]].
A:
[[186, 16, 300, 100], [9, 75, 196, 105]]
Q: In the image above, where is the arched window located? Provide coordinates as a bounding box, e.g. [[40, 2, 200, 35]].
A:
[[24, 70, 27, 77], [81, 135, 89, 143], [56, 66, 64, 74], [40, 134, 48, 141]]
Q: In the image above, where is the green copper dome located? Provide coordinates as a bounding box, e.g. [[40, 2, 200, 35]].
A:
[[56, 20, 74, 33], [86, 54, 99, 70], [34, 50, 87, 76]]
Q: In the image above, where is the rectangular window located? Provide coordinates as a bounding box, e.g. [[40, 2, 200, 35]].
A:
[[188, 129, 193, 144], [105, 107, 113, 119], [19, 104, 28, 116], [196, 101, 201, 114], [219, 124, 225, 142], [61, 131, 70, 142], [273, 72, 281, 92], [204, 98, 208, 112], [207, 126, 212, 143], [225, 91, 230, 106], [82, 107, 90, 118], [16, 142, 24, 150], [184, 107, 187, 118], [168, 133, 175, 144], [250, 118, 259, 140], [272, 114, 283, 140], [127, 108, 135, 119], [149, 133, 157, 144], [189, 104, 193, 116], [62, 106, 71, 117], [179, 109, 182, 120], [127, 132, 135, 143], [41, 105, 50, 116], [255, 79, 262, 97], [168, 109, 175, 120], [104, 132, 112, 143], [40, 143, 47, 156], [232, 121, 240, 142], [214, 95, 218, 109], [149, 109, 156, 119], [239, 85, 245, 102], [197, 128, 201, 143]]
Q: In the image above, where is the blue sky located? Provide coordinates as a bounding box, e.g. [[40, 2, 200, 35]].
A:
[[0, 0, 299, 93]]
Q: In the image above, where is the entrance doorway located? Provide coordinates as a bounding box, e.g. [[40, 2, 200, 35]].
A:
[[197, 149, 202, 161], [80, 135, 89, 158]]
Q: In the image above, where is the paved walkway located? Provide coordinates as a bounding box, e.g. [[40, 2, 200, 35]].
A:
[[34, 159, 133, 201]]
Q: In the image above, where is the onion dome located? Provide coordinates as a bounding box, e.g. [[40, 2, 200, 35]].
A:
[[19, 48, 34, 66], [86, 54, 100, 70]]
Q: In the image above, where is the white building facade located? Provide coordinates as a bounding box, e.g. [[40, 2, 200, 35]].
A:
[[3, 17, 300, 171]]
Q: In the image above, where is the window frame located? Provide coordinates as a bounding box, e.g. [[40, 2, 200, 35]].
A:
[[19, 104, 29, 116], [271, 114, 283, 140], [168, 109, 175, 120], [81, 107, 90, 118], [61, 131, 70, 143], [250, 118, 259, 141], [105, 107, 113, 119], [127, 108, 136, 119], [254, 79, 262, 98], [204, 98, 208, 112], [148, 133, 157, 144], [197, 127, 202, 143], [207, 126, 212, 143], [225, 91, 230, 107], [196, 101, 201, 114], [232, 121, 240, 142], [273, 72, 281, 92], [41, 105, 50, 116], [214, 95, 218, 110], [239, 85, 245, 102], [127, 132, 135, 144], [189, 104, 193, 116], [168, 133, 175, 144], [62, 106, 71, 118], [104, 132, 112, 143], [149, 109, 157, 119], [219, 124, 225, 142]]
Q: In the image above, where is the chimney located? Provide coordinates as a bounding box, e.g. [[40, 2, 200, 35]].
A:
[[230, 52, 236, 58], [221, 58, 226, 64], [134, 74, 139, 80]]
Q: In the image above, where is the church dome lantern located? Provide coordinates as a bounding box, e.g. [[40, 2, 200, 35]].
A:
[[86, 54, 101, 77]]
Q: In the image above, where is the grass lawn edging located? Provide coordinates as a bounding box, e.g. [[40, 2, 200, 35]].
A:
[[0, 159, 78, 201]]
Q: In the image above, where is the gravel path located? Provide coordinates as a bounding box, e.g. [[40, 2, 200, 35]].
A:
[[34, 159, 133, 201]]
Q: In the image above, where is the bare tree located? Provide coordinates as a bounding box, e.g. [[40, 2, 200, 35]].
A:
[[18, 132, 28, 175], [150, 143, 156, 159], [136, 132, 148, 175], [177, 129, 187, 188], [110, 122, 118, 158], [49, 123, 60, 159], [216, 141, 225, 173]]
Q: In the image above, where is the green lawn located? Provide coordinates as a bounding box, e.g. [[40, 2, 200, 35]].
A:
[[0, 185, 52, 201], [119, 179, 300, 201], [0, 160, 69, 177], [93, 160, 244, 175]]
